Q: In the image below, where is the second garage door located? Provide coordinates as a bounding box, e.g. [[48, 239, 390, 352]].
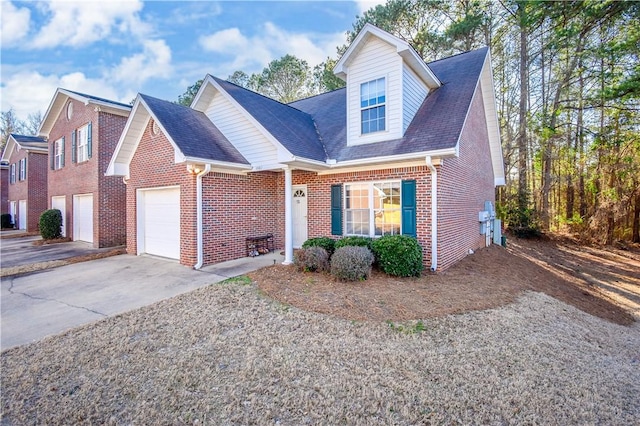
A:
[[73, 194, 93, 243], [138, 187, 180, 260]]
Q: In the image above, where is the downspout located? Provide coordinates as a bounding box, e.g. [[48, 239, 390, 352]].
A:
[[194, 164, 211, 270], [425, 156, 438, 271]]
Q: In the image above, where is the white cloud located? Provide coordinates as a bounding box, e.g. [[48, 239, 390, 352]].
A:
[[199, 22, 346, 75], [354, 0, 387, 15], [1, 70, 121, 121], [110, 39, 173, 86], [29, 0, 147, 49], [1, 2, 32, 47]]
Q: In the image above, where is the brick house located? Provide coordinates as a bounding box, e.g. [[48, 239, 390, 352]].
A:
[[1, 135, 49, 231], [38, 89, 131, 246], [107, 24, 504, 271], [1, 161, 8, 217]]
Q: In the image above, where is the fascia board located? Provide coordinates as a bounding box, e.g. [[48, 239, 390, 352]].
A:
[[183, 155, 252, 171], [326, 147, 458, 170], [38, 88, 68, 137], [1, 138, 16, 162]]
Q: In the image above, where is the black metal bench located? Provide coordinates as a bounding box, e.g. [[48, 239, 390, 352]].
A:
[[246, 233, 274, 257]]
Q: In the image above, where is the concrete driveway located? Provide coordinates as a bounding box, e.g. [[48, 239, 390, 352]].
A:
[[1, 252, 283, 351], [1, 235, 116, 268]]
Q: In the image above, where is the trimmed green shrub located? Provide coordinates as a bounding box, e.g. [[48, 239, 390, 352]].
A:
[[335, 236, 373, 251], [39, 209, 62, 240], [330, 246, 374, 281], [1, 213, 13, 229], [372, 235, 423, 277], [294, 246, 329, 272], [301, 237, 336, 257]]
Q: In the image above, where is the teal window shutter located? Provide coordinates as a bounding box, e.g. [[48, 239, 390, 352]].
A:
[[71, 130, 77, 163], [401, 179, 417, 237], [61, 136, 65, 167], [87, 121, 92, 158], [331, 184, 343, 235]]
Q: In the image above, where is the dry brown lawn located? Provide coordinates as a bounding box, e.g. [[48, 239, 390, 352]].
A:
[[1, 236, 639, 425]]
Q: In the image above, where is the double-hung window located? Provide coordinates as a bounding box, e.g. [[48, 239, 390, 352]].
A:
[[360, 77, 386, 134], [345, 180, 401, 237], [77, 124, 89, 163], [54, 138, 64, 169], [9, 164, 16, 184], [18, 158, 26, 181]]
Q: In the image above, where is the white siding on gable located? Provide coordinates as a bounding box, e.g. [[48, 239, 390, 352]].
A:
[[347, 36, 403, 146], [205, 91, 278, 167], [402, 64, 429, 133]]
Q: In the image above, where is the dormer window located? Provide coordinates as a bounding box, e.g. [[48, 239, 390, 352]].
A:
[[360, 77, 386, 134]]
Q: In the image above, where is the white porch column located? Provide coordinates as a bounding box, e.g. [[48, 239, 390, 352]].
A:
[[283, 167, 293, 265]]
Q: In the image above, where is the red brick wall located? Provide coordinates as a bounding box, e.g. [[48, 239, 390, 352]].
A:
[[437, 82, 496, 270], [47, 97, 127, 247], [6, 147, 48, 232], [1, 166, 8, 215], [201, 171, 281, 264], [126, 120, 197, 266], [96, 112, 127, 246], [292, 167, 435, 268]]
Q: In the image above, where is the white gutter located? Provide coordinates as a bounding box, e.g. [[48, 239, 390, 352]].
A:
[[425, 156, 438, 271], [194, 164, 211, 269]]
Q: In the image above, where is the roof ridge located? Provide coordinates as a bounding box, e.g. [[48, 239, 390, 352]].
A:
[[289, 86, 346, 104]]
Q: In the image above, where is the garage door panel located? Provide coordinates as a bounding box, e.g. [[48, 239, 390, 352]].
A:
[[140, 188, 180, 260]]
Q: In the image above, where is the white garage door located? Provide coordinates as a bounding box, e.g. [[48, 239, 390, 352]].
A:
[[51, 196, 66, 237], [139, 187, 180, 260], [18, 200, 26, 230], [73, 194, 93, 243]]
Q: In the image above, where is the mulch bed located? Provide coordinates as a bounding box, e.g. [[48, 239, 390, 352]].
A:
[[252, 236, 638, 325]]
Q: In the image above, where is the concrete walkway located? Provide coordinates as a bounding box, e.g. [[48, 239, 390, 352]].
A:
[[1, 251, 283, 351]]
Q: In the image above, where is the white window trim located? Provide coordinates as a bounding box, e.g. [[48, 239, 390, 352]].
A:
[[77, 124, 89, 163], [18, 159, 26, 181], [360, 77, 387, 135], [10, 163, 16, 183], [344, 179, 402, 238], [54, 138, 64, 169]]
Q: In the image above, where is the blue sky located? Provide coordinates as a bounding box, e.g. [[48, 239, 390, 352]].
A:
[[1, 0, 383, 122]]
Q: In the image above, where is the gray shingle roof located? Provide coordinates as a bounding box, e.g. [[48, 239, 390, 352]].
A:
[[213, 77, 327, 162], [65, 90, 132, 109], [140, 94, 249, 165], [9, 134, 48, 150], [290, 47, 488, 162]]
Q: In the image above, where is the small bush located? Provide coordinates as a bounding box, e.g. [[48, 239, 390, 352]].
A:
[[330, 246, 374, 281], [1, 213, 13, 228], [372, 235, 423, 277], [39, 209, 62, 240], [301, 237, 336, 257], [294, 246, 329, 272], [335, 236, 373, 251]]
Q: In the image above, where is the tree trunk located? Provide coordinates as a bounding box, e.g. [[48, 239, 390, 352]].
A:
[[633, 193, 640, 243], [517, 4, 529, 224]]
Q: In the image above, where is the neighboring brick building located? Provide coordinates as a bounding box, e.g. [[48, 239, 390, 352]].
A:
[[107, 24, 504, 271], [38, 89, 131, 247], [1, 135, 49, 231], [1, 161, 8, 217]]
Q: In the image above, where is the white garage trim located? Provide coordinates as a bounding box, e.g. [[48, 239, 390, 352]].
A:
[[51, 196, 66, 237], [73, 193, 94, 243], [137, 186, 180, 260]]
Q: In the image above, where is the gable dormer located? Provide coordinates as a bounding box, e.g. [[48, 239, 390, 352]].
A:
[[334, 24, 441, 146]]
